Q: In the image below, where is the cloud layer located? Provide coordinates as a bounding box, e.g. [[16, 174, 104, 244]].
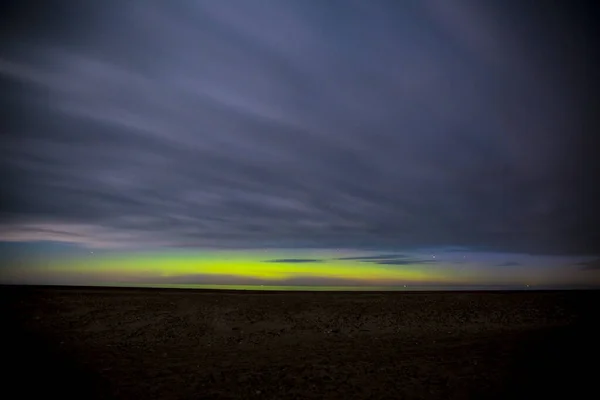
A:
[[577, 259, 600, 271], [1, 0, 597, 254]]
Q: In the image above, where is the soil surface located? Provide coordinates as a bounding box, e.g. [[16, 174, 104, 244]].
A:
[[2, 286, 598, 399]]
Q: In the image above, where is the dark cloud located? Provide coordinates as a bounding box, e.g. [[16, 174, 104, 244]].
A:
[[432, 246, 473, 253], [577, 259, 600, 271], [0, 0, 598, 254], [495, 261, 521, 267], [373, 260, 437, 266], [264, 259, 321, 263], [334, 254, 437, 266], [335, 254, 409, 261]]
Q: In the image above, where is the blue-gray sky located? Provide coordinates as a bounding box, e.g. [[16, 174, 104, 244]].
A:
[[0, 0, 598, 277]]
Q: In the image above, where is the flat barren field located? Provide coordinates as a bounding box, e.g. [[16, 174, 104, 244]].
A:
[[2, 286, 598, 399]]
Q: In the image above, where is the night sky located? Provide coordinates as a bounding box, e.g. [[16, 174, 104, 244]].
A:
[[1, 0, 599, 289]]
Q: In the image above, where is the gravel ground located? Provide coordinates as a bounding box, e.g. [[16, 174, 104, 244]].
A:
[[3, 286, 598, 399]]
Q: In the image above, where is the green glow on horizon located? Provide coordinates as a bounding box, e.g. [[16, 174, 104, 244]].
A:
[[1, 247, 596, 289], [21, 249, 464, 286]]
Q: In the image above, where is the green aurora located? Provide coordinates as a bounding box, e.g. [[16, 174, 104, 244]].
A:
[[2, 248, 593, 289]]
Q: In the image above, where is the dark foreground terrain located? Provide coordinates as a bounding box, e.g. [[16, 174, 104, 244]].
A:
[[2, 286, 598, 399]]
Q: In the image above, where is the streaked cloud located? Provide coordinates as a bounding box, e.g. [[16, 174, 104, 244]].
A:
[[373, 260, 437, 266], [577, 259, 600, 271], [335, 254, 410, 261], [0, 0, 596, 263], [495, 261, 521, 267]]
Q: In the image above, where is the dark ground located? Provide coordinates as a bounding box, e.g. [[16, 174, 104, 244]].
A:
[[2, 286, 598, 399]]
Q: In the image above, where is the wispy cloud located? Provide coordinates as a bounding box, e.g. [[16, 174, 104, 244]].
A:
[[335, 254, 409, 261], [264, 258, 321, 263], [577, 259, 600, 271], [0, 0, 595, 256], [495, 261, 521, 267], [373, 260, 437, 266]]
